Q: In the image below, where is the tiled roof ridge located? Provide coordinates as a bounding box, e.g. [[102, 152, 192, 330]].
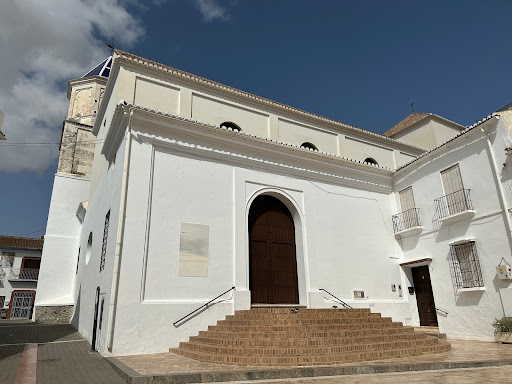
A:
[[114, 101, 395, 172], [383, 112, 464, 138], [396, 113, 499, 172], [113, 50, 425, 152], [0, 235, 44, 250]]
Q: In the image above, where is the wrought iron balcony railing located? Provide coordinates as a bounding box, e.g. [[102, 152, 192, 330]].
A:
[[392, 208, 421, 233], [434, 189, 473, 220], [8, 268, 40, 281]]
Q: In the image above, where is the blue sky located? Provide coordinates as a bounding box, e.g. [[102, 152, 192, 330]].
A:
[[1, 0, 511, 237]]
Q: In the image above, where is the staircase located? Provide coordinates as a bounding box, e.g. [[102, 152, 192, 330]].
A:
[[170, 307, 451, 366]]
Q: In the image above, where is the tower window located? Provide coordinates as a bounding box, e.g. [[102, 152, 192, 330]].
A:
[[364, 158, 378, 166], [220, 122, 242, 132], [300, 142, 318, 151]]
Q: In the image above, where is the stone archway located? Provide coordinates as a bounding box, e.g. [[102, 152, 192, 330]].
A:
[[248, 195, 299, 304]]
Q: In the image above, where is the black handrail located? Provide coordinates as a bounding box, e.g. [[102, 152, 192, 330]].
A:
[[173, 286, 235, 327], [319, 288, 352, 309], [436, 307, 448, 315], [434, 189, 473, 220], [392, 208, 421, 233]]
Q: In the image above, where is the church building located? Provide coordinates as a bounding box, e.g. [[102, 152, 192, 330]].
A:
[[35, 50, 512, 357]]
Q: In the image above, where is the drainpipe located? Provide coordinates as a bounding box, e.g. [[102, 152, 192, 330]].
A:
[[107, 107, 133, 352], [480, 122, 512, 255]]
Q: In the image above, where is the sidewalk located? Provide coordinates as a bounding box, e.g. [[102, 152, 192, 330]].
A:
[[109, 339, 512, 384], [0, 323, 125, 384]]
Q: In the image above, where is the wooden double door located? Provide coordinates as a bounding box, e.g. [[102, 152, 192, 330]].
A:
[[412, 265, 438, 327], [249, 195, 299, 304]]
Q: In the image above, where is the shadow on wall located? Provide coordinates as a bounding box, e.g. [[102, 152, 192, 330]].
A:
[[71, 285, 81, 329], [455, 290, 484, 306], [435, 222, 471, 244]]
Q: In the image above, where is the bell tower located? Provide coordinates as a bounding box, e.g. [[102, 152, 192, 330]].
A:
[[57, 57, 111, 177]]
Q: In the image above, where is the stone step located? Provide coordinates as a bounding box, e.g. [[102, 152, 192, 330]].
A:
[[197, 325, 416, 340], [170, 340, 451, 366], [178, 337, 439, 356], [190, 331, 429, 347]]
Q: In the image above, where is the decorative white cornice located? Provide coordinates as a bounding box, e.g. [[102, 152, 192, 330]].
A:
[[103, 102, 394, 192], [95, 50, 425, 155]]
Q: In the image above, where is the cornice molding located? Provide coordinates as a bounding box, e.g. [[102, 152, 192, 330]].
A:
[[103, 50, 425, 155], [104, 103, 394, 193]]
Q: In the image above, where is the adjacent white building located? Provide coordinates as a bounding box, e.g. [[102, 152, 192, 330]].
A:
[[35, 50, 512, 356], [0, 236, 43, 319]]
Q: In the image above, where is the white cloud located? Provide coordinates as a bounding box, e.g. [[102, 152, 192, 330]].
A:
[[0, 0, 144, 173], [194, 0, 230, 22]]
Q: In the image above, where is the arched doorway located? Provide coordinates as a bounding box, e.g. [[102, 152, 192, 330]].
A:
[[249, 195, 299, 304]]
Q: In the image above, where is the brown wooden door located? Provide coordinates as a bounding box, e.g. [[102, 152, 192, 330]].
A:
[[249, 195, 299, 304], [412, 266, 438, 327]]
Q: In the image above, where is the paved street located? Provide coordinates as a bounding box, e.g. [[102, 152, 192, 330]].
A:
[[2, 322, 512, 383], [0, 323, 125, 384]]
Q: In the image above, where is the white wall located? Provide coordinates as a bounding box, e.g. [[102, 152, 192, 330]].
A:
[[102, 117, 418, 356], [36, 174, 90, 306], [72, 135, 126, 354], [394, 119, 512, 340]]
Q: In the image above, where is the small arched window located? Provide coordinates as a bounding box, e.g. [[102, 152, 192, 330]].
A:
[[300, 142, 318, 151], [220, 122, 242, 132], [364, 158, 378, 166]]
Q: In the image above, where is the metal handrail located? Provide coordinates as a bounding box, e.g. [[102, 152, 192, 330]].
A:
[[434, 189, 473, 220], [9, 268, 39, 281], [173, 286, 235, 327], [392, 208, 421, 233], [436, 308, 448, 315], [319, 288, 352, 309]]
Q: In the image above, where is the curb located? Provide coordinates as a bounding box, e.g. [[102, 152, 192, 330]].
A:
[[105, 357, 512, 384]]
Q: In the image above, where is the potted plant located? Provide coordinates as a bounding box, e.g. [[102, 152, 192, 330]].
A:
[[493, 317, 512, 343]]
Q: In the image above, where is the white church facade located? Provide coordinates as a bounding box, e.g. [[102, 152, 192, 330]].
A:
[[35, 50, 512, 356]]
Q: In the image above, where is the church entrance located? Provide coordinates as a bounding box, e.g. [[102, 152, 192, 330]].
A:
[[249, 195, 299, 304]]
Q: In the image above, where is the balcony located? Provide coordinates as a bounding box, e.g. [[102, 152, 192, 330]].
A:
[[434, 189, 475, 224], [8, 268, 40, 282], [392, 208, 423, 238]]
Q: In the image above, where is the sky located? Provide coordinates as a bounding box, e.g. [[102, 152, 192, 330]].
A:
[[0, 0, 511, 237]]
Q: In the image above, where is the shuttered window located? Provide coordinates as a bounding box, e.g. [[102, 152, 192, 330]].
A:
[[399, 187, 416, 211], [441, 164, 464, 195], [398, 187, 419, 228], [441, 164, 468, 215]]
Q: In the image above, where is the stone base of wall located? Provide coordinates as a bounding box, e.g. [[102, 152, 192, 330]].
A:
[[35, 305, 74, 324]]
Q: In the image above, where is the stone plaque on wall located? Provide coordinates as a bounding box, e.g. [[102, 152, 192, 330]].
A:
[[178, 223, 209, 277]]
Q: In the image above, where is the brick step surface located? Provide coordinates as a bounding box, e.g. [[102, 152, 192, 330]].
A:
[[190, 331, 429, 347], [170, 308, 451, 366], [170, 340, 451, 366], [178, 337, 439, 356], [219, 316, 393, 326], [197, 325, 416, 340], [208, 321, 404, 332], [226, 310, 377, 320]]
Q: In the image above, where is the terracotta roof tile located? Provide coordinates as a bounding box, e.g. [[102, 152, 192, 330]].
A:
[[383, 113, 464, 137], [0, 236, 44, 250]]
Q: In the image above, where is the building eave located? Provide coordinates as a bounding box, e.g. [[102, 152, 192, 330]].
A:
[[395, 114, 499, 173], [94, 50, 424, 155]]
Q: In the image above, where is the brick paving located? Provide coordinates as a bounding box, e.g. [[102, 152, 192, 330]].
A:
[[0, 323, 125, 384], [115, 339, 512, 375]]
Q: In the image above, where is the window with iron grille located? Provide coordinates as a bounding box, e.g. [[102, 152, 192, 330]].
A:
[[449, 241, 484, 291], [99, 211, 110, 272]]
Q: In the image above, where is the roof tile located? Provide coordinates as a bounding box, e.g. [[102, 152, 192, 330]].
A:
[[0, 236, 44, 250]]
